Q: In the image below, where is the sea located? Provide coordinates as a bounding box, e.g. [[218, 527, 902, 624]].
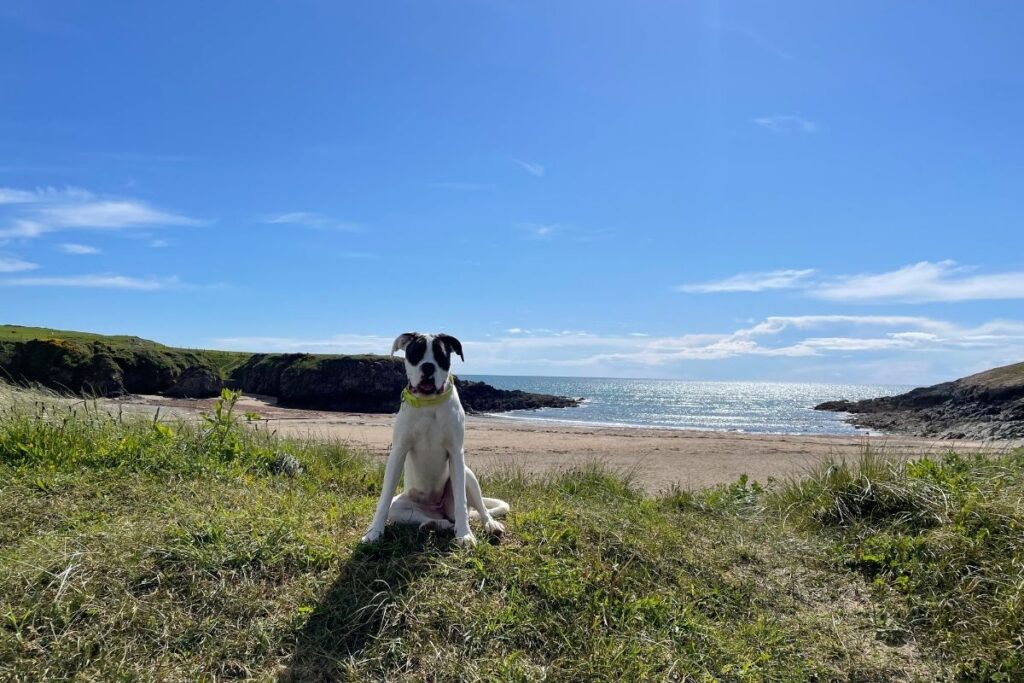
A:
[[462, 375, 912, 436]]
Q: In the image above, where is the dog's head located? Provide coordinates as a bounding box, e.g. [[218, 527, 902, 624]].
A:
[[391, 332, 464, 395]]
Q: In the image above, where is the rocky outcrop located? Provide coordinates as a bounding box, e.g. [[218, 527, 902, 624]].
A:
[[455, 378, 579, 412], [0, 337, 219, 397], [815, 361, 1024, 439], [231, 354, 409, 412], [165, 366, 223, 398], [0, 330, 582, 415], [229, 353, 581, 414]]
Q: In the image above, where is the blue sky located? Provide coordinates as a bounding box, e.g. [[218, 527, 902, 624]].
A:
[[1, 1, 1022, 384]]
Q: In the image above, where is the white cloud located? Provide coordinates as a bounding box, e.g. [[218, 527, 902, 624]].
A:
[[0, 256, 39, 272], [518, 223, 560, 240], [513, 159, 545, 177], [0, 186, 94, 205], [263, 211, 361, 232], [57, 243, 101, 255], [0, 188, 40, 204], [213, 334, 392, 354], [751, 115, 819, 133], [40, 200, 200, 229], [680, 261, 1024, 304], [815, 260, 1024, 303], [0, 274, 179, 290], [211, 315, 1024, 378], [0, 186, 203, 240], [0, 220, 48, 239], [677, 268, 815, 293]]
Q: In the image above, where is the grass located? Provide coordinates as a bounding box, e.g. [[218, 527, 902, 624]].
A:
[[0, 384, 1021, 681], [0, 324, 253, 382]]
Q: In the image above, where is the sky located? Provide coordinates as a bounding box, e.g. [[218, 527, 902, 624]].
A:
[[1, 1, 1023, 384]]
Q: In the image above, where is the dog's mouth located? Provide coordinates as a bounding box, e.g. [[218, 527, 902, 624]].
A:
[[414, 379, 438, 394]]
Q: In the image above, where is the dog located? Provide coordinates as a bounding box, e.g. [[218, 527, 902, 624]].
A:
[[360, 332, 509, 547]]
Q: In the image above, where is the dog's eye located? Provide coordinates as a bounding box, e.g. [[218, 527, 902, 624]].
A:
[[431, 338, 451, 370], [405, 338, 427, 365]]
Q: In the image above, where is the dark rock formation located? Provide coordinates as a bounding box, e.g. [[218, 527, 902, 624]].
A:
[[815, 361, 1024, 439], [229, 353, 581, 414], [165, 366, 223, 398], [0, 330, 582, 415], [0, 337, 216, 397], [455, 378, 579, 413], [231, 354, 409, 412]]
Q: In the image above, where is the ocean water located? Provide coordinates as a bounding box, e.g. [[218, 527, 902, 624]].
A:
[[462, 375, 912, 435]]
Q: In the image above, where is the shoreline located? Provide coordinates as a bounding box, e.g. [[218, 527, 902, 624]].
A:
[[111, 393, 1018, 493], [482, 409, 889, 437]]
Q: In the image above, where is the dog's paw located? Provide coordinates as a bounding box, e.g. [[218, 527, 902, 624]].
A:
[[360, 528, 383, 544], [454, 532, 477, 548], [484, 519, 505, 537]]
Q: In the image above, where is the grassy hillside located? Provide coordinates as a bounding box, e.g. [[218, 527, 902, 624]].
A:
[[1, 384, 1022, 681], [0, 324, 252, 380], [960, 360, 1024, 391]]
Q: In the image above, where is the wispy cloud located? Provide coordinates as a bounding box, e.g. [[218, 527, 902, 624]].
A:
[[518, 222, 561, 240], [0, 188, 41, 204], [0, 186, 203, 240], [513, 159, 545, 177], [679, 261, 1024, 303], [815, 261, 1024, 303], [40, 201, 200, 229], [57, 243, 100, 255], [0, 255, 39, 272], [677, 268, 815, 293], [263, 211, 361, 232], [210, 314, 1024, 383], [751, 115, 819, 133], [0, 273, 180, 290]]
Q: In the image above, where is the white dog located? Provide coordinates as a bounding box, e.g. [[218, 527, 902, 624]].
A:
[[360, 332, 508, 547]]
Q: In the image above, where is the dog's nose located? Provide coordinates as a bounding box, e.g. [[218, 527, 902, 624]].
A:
[[420, 362, 435, 377]]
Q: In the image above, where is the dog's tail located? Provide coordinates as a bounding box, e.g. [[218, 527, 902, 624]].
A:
[[472, 497, 510, 519]]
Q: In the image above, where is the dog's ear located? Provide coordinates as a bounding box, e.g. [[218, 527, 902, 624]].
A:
[[391, 332, 419, 355], [436, 334, 464, 361]]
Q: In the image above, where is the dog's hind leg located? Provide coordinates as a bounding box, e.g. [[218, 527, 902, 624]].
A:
[[482, 497, 510, 518], [465, 467, 506, 537], [389, 494, 455, 533]]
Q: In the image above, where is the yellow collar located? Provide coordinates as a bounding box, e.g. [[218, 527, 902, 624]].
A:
[[401, 376, 455, 408]]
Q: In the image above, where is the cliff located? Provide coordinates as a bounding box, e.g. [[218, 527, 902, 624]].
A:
[[815, 361, 1024, 439], [0, 325, 580, 414]]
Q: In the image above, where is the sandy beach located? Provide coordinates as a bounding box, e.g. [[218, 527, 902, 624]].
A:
[[112, 393, 1015, 494]]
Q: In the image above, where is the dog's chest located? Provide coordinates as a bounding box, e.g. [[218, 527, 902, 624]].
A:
[[405, 410, 450, 454]]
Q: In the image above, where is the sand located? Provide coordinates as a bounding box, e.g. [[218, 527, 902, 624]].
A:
[[115, 394, 1013, 494]]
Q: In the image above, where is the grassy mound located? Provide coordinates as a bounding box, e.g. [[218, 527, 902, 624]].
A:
[[0, 384, 1021, 681], [0, 324, 251, 395]]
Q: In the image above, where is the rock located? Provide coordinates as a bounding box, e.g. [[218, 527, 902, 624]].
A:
[[229, 353, 582, 414], [814, 361, 1024, 440], [271, 452, 303, 477], [454, 378, 580, 413], [165, 366, 223, 398]]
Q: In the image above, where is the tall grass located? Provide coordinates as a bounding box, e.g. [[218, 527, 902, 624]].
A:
[[772, 449, 1024, 680], [1, 382, 1020, 681]]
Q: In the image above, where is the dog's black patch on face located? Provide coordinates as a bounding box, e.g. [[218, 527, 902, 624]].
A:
[[431, 338, 451, 371], [405, 336, 427, 365]]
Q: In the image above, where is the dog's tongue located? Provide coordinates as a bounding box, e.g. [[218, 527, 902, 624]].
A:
[[416, 380, 436, 394]]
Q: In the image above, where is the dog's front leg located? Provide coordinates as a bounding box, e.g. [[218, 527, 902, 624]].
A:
[[360, 442, 406, 544], [449, 442, 476, 547]]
